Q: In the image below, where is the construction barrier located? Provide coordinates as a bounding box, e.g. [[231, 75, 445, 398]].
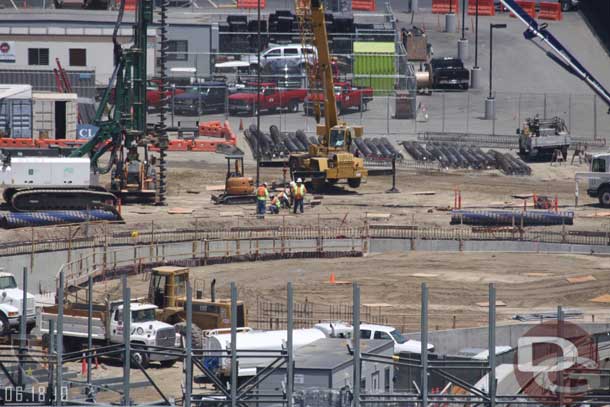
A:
[[123, 0, 136, 10], [468, 0, 494, 16], [0, 138, 35, 148], [538, 1, 562, 20], [236, 0, 265, 9], [511, 1, 536, 18], [352, 0, 375, 11], [432, 0, 459, 14], [191, 140, 222, 152]]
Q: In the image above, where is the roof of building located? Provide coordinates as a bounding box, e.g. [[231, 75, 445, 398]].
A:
[[289, 338, 392, 371]]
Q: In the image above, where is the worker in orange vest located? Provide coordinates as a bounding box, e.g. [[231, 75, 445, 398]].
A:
[[256, 182, 269, 218], [292, 178, 306, 214]]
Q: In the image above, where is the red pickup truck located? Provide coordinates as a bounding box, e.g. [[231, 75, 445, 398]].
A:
[[304, 82, 374, 115], [228, 83, 307, 116]]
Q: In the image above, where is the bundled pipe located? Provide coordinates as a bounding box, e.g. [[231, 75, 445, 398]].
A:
[[364, 138, 381, 157], [355, 138, 372, 157], [295, 130, 310, 149], [381, 138, 402, 159], [1, 208, 123, 229], [450, 210, 573, 226]]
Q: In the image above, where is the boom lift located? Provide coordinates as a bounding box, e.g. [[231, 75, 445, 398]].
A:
[[0, 0, 158, 211], [289, 0, 368, 192]]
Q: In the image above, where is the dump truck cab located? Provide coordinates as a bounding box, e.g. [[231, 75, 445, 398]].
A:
[[149, 266, 247, 330]]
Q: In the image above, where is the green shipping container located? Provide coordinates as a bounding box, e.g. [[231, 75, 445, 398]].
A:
[[353, 42, 396, 96]]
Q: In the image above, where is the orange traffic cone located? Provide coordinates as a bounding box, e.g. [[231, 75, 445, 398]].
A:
[[329, 272, 336, 284], [81, 353, 87, 376], [239, 118, 244, 131]]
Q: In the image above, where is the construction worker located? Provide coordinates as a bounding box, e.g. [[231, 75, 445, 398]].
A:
[[288, 181, 296, 207], [277, 189, 291, 208], [256, 182, 269, 218], [292, 178, 306, 214], [268, 194, 281, 214]]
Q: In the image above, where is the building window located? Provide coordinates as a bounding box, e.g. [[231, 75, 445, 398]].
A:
[[69, 49, 87, 67], [167, 40, 188, 61], [28, 48, 49, 66]]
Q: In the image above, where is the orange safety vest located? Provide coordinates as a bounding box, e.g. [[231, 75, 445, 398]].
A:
[[257, 186, 268, 200], [293, 184, 305, 200]]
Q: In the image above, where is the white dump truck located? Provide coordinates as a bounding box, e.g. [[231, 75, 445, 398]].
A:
[[0, 271, 36, 336], [203, 322, 433, 379], [577, 153, 610, 206], [40, 300, 180, 368]]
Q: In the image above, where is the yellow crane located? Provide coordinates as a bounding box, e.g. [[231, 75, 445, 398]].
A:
[[290, 0, 368, 192]]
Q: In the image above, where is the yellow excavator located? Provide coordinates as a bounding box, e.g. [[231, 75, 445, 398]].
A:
[[289, 0, 368, 192]]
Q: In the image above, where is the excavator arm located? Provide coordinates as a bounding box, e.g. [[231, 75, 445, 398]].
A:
[[500, 0, 610, 112]]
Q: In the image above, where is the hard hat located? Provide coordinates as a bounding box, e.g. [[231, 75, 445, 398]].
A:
[[263, 182, 268, 186], [269, 194, 275, 198], [297, 178, 303, 183]]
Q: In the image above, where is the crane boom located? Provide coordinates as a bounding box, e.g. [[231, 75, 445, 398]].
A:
[[500, 0, 610, 111], [310, 0, 338, 132]]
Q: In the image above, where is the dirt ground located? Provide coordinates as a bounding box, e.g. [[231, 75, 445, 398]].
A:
[[99, 250, 610, 332]]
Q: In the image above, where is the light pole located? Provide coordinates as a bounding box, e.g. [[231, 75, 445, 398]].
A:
[[255, 0, 261, 186], [457, 0, 468, 62], [471, 0, 482, 88], [485, 23, 506, 120]]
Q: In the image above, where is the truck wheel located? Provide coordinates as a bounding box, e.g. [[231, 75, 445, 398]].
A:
[[288, 100, 299, 113], [348, 178, 361, 188], [131, 344, 150, 368], [160, 359, 177, 368], [0, 314, 9, 336], [599, 188, 610, 207]]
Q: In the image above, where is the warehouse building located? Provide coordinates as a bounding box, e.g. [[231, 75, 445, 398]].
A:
[[0, 10, 219, 87]]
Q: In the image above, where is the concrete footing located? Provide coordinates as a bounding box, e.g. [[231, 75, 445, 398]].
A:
[[445, 13, 457, 33], [457, 39, 469, 61], [471, 66, 482, 89], [484, 97, 495, 120]]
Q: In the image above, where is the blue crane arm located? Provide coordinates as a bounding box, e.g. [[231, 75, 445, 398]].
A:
[[500, 0, 610, 112]]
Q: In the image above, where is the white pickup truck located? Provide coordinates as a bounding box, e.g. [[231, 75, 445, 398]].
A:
[[203, 322, 434, 379], [40, 301, 180, 368], [0, 271, 36, 336], [577, 153, 610, 206]]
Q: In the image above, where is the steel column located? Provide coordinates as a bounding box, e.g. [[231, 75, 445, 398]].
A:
[[353, 283, 361, 407], [421, 283, 428, 407], [122, 277, 131, 406], [488, 283, 496, 407], [231, 282, 237, 407], [56, 271, 64, 407], [287, 283, 294, 407], [185, 282, 193, 407], [87, 276, 93, 386]]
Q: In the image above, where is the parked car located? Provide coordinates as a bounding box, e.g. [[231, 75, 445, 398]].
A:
[[429, 57, 470, 90], [228, 83, 307, 116], [243, 44, 317, 68], [304, 81, 374, 115], [172, 82, 228, 116]]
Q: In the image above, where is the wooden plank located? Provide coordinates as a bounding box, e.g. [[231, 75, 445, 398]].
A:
[[526, 272, 553, 277], [590, 294, 610, 303], [476, 301, 506, 307], [366, 213, 391, 219], [412, 191, 436, 195], [168, 208, 195, 215], [411, 273, 439, 278], [566, 275, 596, 284]]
